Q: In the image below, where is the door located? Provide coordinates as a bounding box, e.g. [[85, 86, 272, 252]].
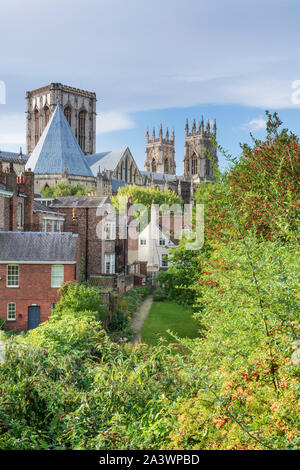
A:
[[28, 306, 40, 330]]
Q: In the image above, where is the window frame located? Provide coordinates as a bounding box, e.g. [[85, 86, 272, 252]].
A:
[[6, 265, 19, 288], [51, 265, 64, 288], [7, 302, 16, 321]]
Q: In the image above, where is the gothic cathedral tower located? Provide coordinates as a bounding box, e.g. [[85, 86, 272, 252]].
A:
[[144, 124, 176, 175], [26, 83, 97, 155], [183, 117, 217, 183]]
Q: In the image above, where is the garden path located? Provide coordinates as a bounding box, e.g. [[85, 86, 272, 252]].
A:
[[130, 295, 153, 345]]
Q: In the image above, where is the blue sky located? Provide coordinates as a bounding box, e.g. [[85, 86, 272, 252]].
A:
[[1, 0, 300, 174]]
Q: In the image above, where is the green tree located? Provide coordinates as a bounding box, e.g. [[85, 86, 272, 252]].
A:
[[41, 183, 94, 198]]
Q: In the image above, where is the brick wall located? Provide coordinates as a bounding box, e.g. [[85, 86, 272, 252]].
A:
[[0, 263, 76, 330]]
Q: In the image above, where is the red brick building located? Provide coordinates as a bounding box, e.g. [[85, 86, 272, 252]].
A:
[[0, 232, 79, 330]]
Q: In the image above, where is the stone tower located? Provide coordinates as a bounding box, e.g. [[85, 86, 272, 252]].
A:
[[26, 83, 96, 155], [183, 117, 217, 182], [144, 124, 176, 175]]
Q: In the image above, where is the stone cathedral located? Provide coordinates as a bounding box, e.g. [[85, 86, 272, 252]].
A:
[[22, 82, 218, 203]]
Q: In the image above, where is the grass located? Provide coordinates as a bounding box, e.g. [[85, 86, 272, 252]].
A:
[[141, 300, 200, 346]]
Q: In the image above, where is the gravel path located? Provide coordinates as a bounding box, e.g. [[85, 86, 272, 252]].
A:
[[131, 295, 153, 345]]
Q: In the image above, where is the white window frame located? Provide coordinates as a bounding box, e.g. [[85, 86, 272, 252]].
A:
[[51, 265, 64, 288], [7, 265, 19, 288], [140, 239, 147, 246], [7, 302, 16, 321], [105, 253, 115, 274], [104, 221, 116, 240], [159, 238, 166, 246]]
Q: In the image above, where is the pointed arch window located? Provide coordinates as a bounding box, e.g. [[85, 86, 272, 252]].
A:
[[205, 159, 211, 177], [64, 106, 72, 126], [78, 110, 87, 152], [130, 163, 133, 183], [151, 158, 156, 173], [44, 106, 50, 127], [164, 159, 169, 174], [191, 154, 198, 175], [34, 109, 40, 145], [120, 163, 123, 180], [125, 159, 128, 182]]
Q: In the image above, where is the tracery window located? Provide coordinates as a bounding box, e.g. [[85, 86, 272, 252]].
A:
[[78, 110, 86, 151]]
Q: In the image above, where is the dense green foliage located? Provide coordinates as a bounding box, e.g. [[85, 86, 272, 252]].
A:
[[0, 112, 299, 450], [41, 183, 93, 198]]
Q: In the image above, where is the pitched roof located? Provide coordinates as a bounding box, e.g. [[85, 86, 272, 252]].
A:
[[0, 232, 78, 263], [49, 195, 109, 208], [33, 200, 64, 216], [85, 148, 128, 176], [0, 150, 29, 163], [25, 104, 94, 178]]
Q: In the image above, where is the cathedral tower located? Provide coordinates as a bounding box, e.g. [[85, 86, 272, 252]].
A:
[[183, 117, 217, 182], [144, 124, 176, 175], [26, 83, 96, 155]]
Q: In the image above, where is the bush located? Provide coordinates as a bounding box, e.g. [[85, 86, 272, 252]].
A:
[[54, 281, 109, 323], [153, 288, 167, 301]]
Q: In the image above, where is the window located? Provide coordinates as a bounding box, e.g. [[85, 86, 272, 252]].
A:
[[51, 302, 56, 312], [105, 222, 116, 240], [105, 254, 115, 274], [78, 110, 86, 151], [7, 265, 19, 288], [140, 239, 147, 246], [192, 154, 198, 175], [44, 106, 50, 127], [56, 220, 62, 232], [34, 109, 40, 145], [49, 220, 55, 232], [51, 265, 64, 288], [125, 159, 128, 182], [42, 219, 47, 232], [17, 202, 22, 229], [161, 254, 168, 267], [164, 159, 169, 174], [205, 159, 211, 177], [151, 158, 156, 173], [7, 303, 16, 321], [159, 238, 166, 246], [64, 106, 72, 126]]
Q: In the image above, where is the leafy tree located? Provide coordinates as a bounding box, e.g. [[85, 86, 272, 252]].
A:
[[41, 183, 94, 198]]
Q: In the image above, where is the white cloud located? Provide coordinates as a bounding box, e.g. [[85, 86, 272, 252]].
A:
[[96, 111, 135, 135], [242, 117, 267, 132], [0, 113, 25, 147]]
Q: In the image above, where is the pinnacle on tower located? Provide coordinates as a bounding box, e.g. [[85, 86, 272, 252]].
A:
[[146, 127, 149, 143], [172, 128, 175, 141], [185, 118, 189, 135], [200, 115, 204, 134], [159, 123, 163, 140], [192, 119, 196, 133], [152, 128, 155, 141], [213, 119, 217, 136], [206, 119, 210, 133], [166, 128, 169, 141]]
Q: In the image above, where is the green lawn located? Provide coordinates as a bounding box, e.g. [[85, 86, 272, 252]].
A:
[[141, 301, 200, 346]]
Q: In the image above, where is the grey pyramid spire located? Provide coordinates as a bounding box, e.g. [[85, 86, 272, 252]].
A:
[[26, 103, 93, 177]]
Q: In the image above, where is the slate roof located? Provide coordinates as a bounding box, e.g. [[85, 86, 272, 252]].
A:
[[0, 150, 29, 163], [85, 148, 128, 176], [50, 196, 109, 208], [33, 200, 64, 216], [25, 104, 94, 178], [0, 232, 78, 263]]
